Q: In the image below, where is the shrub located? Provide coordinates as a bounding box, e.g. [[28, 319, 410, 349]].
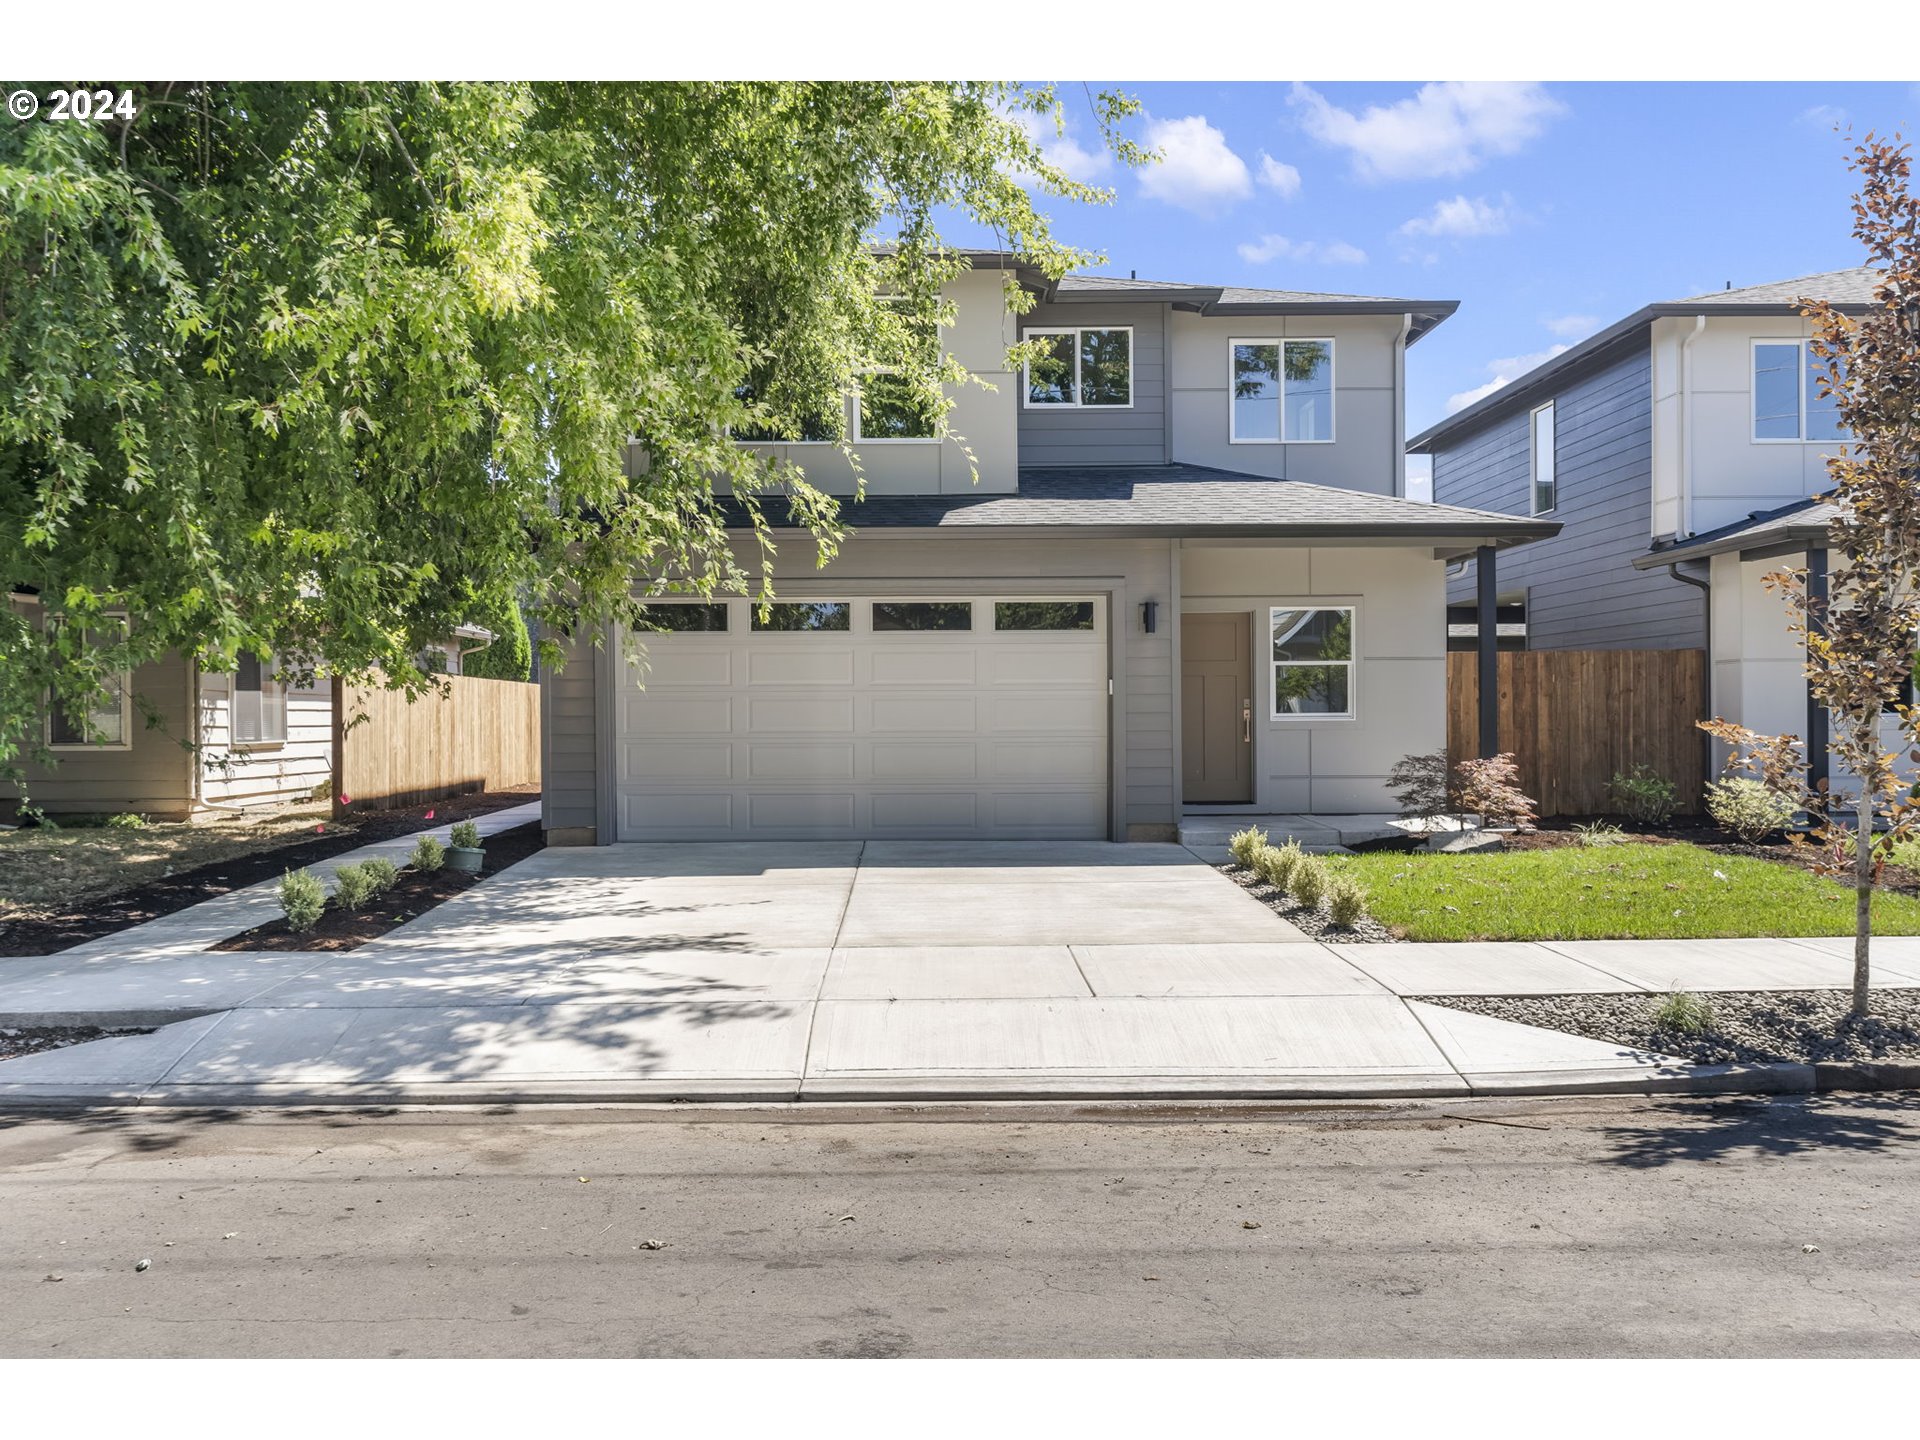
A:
[[332, 862, 378, 910], [1387, 750, 1452, 825], [410, 834, 446, 871], [1289, 855, 1329, 909], [1452, 753, 1539, 829], [1326, 873, 1367, 927], [105, 811, 148, 829], [1227, 826, 1269, 868], [1705, 777, 1798, 842], [1574, 819, 1627, 847], [279, 868, 326, 932], [1652, 989, 1715, 1036], [449, 820, 482, 850], [1253, 840, 1304, 892], [361, 857, 400, 895], [1697, 717, 1807, 795], [1606, 766, 1679, 825]]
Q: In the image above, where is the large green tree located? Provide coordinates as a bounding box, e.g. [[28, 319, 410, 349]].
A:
[[0, 81, 1138, 785]]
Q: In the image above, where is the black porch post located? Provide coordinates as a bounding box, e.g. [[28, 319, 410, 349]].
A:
[[1477, 544, 1499, 758], [1806, 545, 1830, 796]]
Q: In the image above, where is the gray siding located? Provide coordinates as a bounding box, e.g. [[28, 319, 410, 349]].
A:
[[1017, 302, 1167, 469], [1434, 342, 1705, 651], [540, 629, 601, 839], [1, 648, 195, 818]]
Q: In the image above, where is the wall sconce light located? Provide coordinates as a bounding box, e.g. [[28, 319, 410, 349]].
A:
[[1140, 599, 1158, 634]]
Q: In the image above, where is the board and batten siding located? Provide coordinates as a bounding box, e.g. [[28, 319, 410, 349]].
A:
[[1434, 341, 1705, 651], [196, 669, 334, 807], [1016, 301, 1168, 469], [541, 627, 603, 844]]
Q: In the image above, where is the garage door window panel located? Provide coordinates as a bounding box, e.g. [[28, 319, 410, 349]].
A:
[[638, 602, 730, 633], [873, 601, 972, 632], [752, 602, 852, 633], [994, 601, 1097, 632]]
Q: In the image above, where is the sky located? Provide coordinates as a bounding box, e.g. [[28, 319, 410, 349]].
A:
[[946, 80, 1920, 488]]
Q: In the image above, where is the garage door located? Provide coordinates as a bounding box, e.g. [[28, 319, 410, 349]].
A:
[[615, 596, 1109, 840]]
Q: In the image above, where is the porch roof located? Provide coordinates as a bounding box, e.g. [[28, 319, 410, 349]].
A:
[[1630, 496, 1836, 568]]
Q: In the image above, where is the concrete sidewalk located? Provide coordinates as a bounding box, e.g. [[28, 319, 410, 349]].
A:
[[2, 827, 1907, 1105]]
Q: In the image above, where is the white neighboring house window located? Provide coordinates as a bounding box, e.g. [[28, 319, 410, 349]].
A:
[[230, 651, 287, 746], [1753, 339, 1847, 442], [1530, 400, 1557, 515], [47, 615, 132, 749], [1023, 327, 1133, 408], [1230, 339, 1335, 443], [1271, 606, 1355, 719]]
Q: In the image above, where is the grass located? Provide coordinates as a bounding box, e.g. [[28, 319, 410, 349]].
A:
[[0, 804, 350, 921], [1334, 842, 1920, 941]]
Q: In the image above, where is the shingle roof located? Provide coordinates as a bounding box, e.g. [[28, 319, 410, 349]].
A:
[[1674, 267, 1885, 307], [723, 464, 1557, 549], [1630, 497, 1837, 568], [1047, 273, 1459, 343]]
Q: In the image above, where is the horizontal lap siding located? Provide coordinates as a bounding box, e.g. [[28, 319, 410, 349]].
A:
[[199, 672, 334, 806], [1, 650, 194, 818], [542, 631, 600, 833], [1017, 303, 1167, 468]]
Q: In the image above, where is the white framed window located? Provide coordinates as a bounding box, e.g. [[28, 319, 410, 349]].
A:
[[1230, 338, 1335, 443], [230, 651, 288, 746], [1752, 339, 1846, 443], [47, 614, 132, 750], [1022, 326, 1133, 408], [1270, 605, 1355, 719], [854, 371, 939, 443], [1529, 400, 1557, 515]]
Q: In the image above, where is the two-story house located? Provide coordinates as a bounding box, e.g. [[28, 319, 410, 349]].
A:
[[1409, 266, 1883, 795], [539, 252, 1555, 845]]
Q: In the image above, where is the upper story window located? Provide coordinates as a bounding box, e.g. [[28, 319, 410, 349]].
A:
[[855, 371, 939, 442], [1529, 401, 1557, 515], [1023, 327, 1132, 408], [1230, 339, 1334, 444], [1753, 340, 1846, 443], [47, 615, 132, 749]]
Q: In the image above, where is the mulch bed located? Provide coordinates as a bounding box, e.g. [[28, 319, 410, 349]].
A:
[[1217, 863, 1399, 944], [1428, 988, 1920, 1066], [208, 821, 546, 952], [0, 788, 538, 957], [0, 1024, 153, 1061]]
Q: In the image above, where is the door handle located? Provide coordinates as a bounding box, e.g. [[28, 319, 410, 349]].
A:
[[1241, 698, 1252, 744]]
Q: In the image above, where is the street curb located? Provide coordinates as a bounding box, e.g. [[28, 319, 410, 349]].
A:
[[1812, 1060, 1920, 1092]]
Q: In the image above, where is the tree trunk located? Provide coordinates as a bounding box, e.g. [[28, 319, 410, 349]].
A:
[[1855, 784, 1874, 1017]]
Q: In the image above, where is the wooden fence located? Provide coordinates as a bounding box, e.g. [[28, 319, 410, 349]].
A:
[[1446, 649, 1707, 817], [336, 674, 540, 812]]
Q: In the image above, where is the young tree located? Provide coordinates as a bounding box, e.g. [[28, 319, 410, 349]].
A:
[[1766, 134, 1920, 1017], [1, 82, 1143, 791]]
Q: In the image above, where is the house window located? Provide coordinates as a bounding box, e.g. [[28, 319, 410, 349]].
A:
[[730, 379, 840, 444], [1022, 327, 1133, 408], [47, 616, 131, 748], [1230, 339, 1334, 443], [1271, 606, 1355, 718], [751, 602, 851, 632], [873, 601, 972, 632], [994, 601, 1097, 632], [638, 602, 729, 633], [855, 372, 938, 441], [231, 651, 287, 746], [1754, 340, 1847, 442], [1530, 401, 1557, 515]]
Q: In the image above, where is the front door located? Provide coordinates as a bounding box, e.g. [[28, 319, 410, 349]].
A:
[[1181, 612, 1253, 804]]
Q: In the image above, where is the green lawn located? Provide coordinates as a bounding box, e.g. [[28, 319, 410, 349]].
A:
[[1331, 842, 1920, 941]]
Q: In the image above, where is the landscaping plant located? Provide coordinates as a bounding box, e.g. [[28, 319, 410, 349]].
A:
[[104, 812, 148, 830], [1606, 766, 1679, 826], [1253, 840, 1304, 892], [449, 821, 482, 850], [361, 858, 400, 895], [1227, 826, 1269, 868], [410, 835, 446, 871], [1289, 855, 1329, 910], [1574, 819, 1627, 847], [1326, 874, 1368, 928], [1451, 753, 1539, 830], [278, 868, 326, 932], [1705, 778, 1800, 843], [1386, 750, 1452, 827], [1652, 989, 1716, 1037], [331, 862, 379, 910]]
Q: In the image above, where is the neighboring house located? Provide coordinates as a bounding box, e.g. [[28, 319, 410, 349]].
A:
[[1408, 266, 1883, 792], [541, 253, 1555, 845], [3, 594, 495, 820]]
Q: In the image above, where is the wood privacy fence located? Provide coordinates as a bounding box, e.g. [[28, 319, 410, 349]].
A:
[[1446, 649, 1708, 817], [336, 675, 540, 812]]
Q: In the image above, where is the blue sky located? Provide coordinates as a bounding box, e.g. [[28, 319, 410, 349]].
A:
[[951, 80, 1920, 460]]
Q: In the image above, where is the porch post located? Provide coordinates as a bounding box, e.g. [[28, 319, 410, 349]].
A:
[[1476, 544, 1499, 757], [1806, 545, 1830, 796]]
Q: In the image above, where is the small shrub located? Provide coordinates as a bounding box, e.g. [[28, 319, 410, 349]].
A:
[[361, 857, 400, 895], [449, 820, 482, 850], [1387, 750, 1452, 825], [1253, 840, 1304, 891], [279, 868, 326, 932], [1227, 826, 1268, 868], [1326, 873, 1368, 928], [1652, 989, 1715, 1036], [1452, 753, 1539, 829], [105, 811, 148, 830], [1705, 777, 1797, 843], [332, 862, 378, 910], [1289, 855, 1329, 909], [1606, 766, 1679, 826], [1574, 819, 1627, 847], [1697, 717, 1807, 794], [410, 834, 446, 871]]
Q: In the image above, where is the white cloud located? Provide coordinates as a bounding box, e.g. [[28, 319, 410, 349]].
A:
[[1256, 152, 1302, 199], [1004, 107, 1113, 185], [1236, 233, 1368, 266], [1446, 345, 1570, 414], [1398, 194, 1513, 239], [1290, 82, 1565, 182], [1545, 313, 1600, 339], [1799, 103, 1849, 132], [1138, 114, 1252, 213]]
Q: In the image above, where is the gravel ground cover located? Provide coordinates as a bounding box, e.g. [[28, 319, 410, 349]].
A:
[[1217, 864, 1399, 944], [1428, 988, 1920, 1066], [0, 1025, 152, 1061]]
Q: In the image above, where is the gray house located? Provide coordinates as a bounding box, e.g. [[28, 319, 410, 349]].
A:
[[1409, 266, 1884, 792], [541, 254, 1555, 846]]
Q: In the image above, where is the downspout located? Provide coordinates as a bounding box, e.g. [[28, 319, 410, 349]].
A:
[[187, 658, 250, 817], [1680, 315, 1707, 539], [1667, 560, 1713, 802]]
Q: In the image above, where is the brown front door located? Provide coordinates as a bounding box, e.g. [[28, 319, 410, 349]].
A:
[[1181, 612, 1253, 804]]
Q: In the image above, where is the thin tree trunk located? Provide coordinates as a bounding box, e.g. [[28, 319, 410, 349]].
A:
[[1855, 784, 1874, 1017]]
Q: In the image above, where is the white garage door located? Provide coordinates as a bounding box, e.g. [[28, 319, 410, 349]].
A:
[[615, 596, 1109, 840]]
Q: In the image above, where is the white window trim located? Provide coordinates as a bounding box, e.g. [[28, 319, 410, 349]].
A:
[[1529, 400, 1557, 516], [1020, 325, 1136, 410], [852, 370, 941, 445], [1750, 337, 1846, 445], [229, 652, 288, 750], [45, 612, 134, 752], [1227, 338, 1337, 445], [1269, 603, 1357, 722]]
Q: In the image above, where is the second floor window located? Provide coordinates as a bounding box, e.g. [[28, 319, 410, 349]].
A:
[[1231, 339, 1334, 443], [1023, 327, 1132, 407], [1530, 401, 1556, 515], [1753, 340, 1846, 442], [855, 372, 938, 441]]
